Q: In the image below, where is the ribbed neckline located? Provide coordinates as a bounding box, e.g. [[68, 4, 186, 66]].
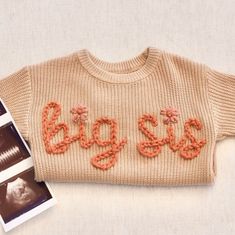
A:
[[76, 46, 163, 84]]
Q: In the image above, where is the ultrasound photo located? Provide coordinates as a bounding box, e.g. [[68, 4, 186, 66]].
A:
[[0, 122, 30, 172], [0, 101, 6, 116], [0, 99, 56, 232], [0, 167, 53, 224]]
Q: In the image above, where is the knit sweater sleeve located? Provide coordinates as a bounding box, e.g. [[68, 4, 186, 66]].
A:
[[206, 65, 235, 140], [0, 66, 31, 141]]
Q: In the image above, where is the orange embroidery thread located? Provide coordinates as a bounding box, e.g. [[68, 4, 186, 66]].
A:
[[179, 118, 207, 159], [70, 104, 94, 148], [137, 107, 207, 160], [42, 102, 72, 154], [161, 107, 186, 152], [91, 117, 127, 170], [42, 101, 127, 170], [137, 114, 166, 158]]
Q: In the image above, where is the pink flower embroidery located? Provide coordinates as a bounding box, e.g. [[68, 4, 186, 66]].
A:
[[160, 107, 180, 125], [70, 104, 88, 123]]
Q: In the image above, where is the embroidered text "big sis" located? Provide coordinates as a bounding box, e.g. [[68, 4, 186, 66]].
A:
[[42, 102, 206, 171]]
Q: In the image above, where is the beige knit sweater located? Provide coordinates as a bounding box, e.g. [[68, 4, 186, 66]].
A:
[[0, 46, 234, 186]]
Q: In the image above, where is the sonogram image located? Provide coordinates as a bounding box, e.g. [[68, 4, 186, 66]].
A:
[[0, 122, 30, 171]]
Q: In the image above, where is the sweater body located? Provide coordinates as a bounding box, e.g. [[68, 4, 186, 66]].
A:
[[26, 47, 216, 186]]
